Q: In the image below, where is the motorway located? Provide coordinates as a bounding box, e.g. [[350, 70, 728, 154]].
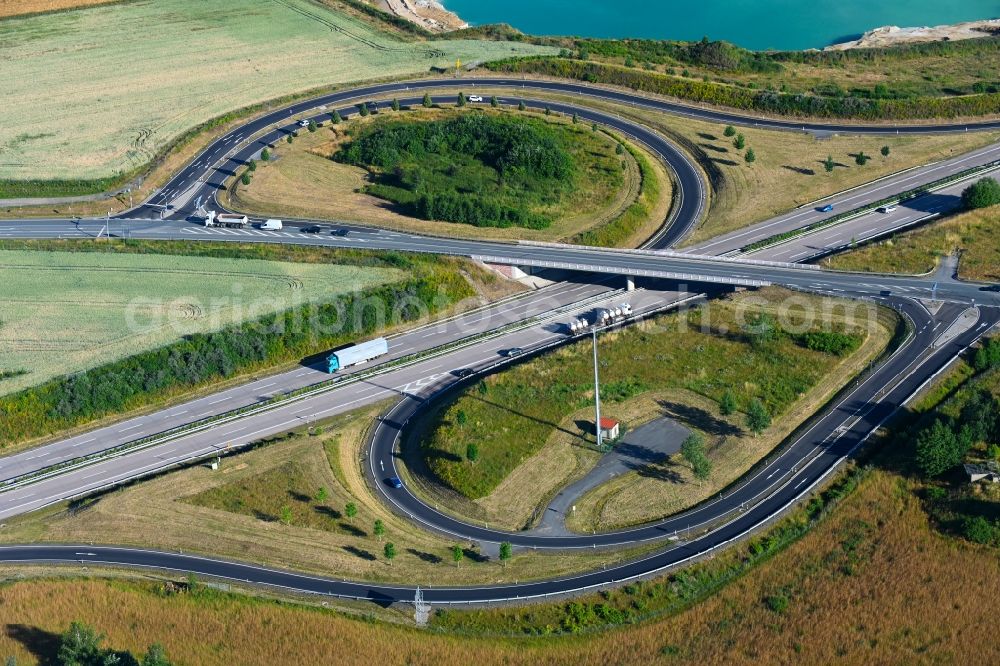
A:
[[2, 78, 1000, 603]]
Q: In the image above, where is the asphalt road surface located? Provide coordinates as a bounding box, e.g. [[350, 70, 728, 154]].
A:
[[2, 77, 1000, 604]]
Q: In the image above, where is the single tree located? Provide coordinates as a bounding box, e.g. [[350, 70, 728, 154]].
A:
[[518, 100, 527, 112], [5, 657, 15, 666], [572, 112, 579, 124], [692, 456, 712, 481], [57, 622, 105, 666], [591, 122, 599, 132], [279, 504, 292, 524], [345, 502, 357, 523], [452, 544, 464, 567], [247, 158, 257, 172], [260, 147, 271, 161], [719, 390, 737, 416], [391, 98, 401, 112], [286, 134, 294, 144], [490, 95, 499, 108], [307, 119, 317, 132], [746, 399, 771, 435], [357, 102, 369, 117], [973, 338, 1000, 371], [466, 442, 480, 463], [374, 518, 385, 542], [680, 433, 711, 480], [329, 110, 342, 124], [423, 92, 433, 108], [745, 147, 756, 164], [624, 55, 635, 67], [544, 106, 552, 116], [915, 419, 962, 477], [240, 172, 251, 186], [961, 177, 1000, 209], [457, 91, 467, 107], [141, 644, 172, 666], [823, 155, 835, 173], [734, 133, 746, 150], [616, 143, 625, 156], [854, 151, 870, 166], [314, 486, 328, 503], [498, 541, 512, 567], [456, 409, 468, 425], [578, 47, 589, 60], [723, 125, 736, 137], [880, 145, 891, 158], [383, 542, 397, 565]]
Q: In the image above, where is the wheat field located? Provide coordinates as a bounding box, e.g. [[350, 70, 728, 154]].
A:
[[0, 0, 551, 181]]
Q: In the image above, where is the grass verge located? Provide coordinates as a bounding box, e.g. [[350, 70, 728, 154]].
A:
[[821, 204, 1000, 281]]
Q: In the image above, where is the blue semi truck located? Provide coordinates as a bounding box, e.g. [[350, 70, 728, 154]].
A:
[[327, 337, 389, 373]]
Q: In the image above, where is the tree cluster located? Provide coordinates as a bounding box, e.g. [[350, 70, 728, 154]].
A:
[[56, 621, 170, 666]]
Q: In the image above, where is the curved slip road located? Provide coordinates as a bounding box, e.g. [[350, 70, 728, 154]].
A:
[[2, 77, 1000, 604]]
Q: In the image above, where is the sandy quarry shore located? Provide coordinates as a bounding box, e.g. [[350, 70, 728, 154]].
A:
[[377, 0, 467, 32], [827, 19, 1000, 50]]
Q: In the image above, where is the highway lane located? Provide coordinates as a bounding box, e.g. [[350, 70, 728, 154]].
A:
[[4, 219, 999, 305], [0, 285, 682, 520], [1, 304, 996, 604], [0, 276, 625, 484], [3, 76, 1000, 602]]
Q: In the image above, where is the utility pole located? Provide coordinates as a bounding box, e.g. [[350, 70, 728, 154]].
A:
[[592, 327, 603, 451]]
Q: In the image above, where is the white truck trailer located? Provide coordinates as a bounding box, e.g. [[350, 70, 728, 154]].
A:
[[206, 212, 248, 228], [326, 337, 389, 373]]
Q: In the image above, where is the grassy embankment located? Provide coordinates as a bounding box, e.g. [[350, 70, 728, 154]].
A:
[[495, 86, 1000, 245], [486, 37, 1000, 120], [3, 427, 999, 664], [0, 401, 662, 586], [0, 240, 512, 453], [822, 204, 1000, 281], [228, 107, 669, 246], [407, 288, 894, 530], [0, 0, 553, 195]]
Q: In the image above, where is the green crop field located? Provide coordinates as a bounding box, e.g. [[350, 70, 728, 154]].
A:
[[0, 0, 552, 184], [0, 249, 403, 396]]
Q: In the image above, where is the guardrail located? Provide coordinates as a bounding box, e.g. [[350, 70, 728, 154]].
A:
[[471, 254, 772, 287], [740, 158, 1000, 254], [1, 287, 626, 495]]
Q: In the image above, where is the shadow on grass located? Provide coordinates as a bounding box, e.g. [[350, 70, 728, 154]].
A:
[[657, 400, 742, 438], [462, 547, 489, 563], [315, 505, 342, 520], [782, 165, 816, 176], [5, 624, 61, 663], [343, 545, 377, 561], [407, 548, 443, 564], [252, 510, 278, 522], [339, 522, 367, 537]]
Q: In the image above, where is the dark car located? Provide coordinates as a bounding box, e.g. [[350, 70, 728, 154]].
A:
[[504, 347, 524, 358], [301, 225, 323, 234], [979, 284, 1000, 292], [332, 228, 349, 237], [385, 477, 403, 489], [365, 100, 380, 114], [452, 368, 475, 378], [819, 204, 834, 213]]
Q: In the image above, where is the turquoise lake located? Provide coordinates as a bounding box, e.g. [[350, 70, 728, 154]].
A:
[[443, 0, 1000, 50]]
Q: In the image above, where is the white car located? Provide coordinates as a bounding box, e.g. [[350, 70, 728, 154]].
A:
[[297, 119, 310, 127], [468, 95, 484, 103], [877, 205, 898, 214]]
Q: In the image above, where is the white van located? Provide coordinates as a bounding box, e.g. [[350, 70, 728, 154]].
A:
[[877, 205, 897, 214], [261, 219, 283, 231]]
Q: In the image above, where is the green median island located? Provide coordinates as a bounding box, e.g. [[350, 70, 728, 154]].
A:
[[407, 288, 894, 531], [335, 113, 581, 230]]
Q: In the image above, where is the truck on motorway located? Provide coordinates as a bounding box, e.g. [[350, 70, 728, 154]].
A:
[[327, 337, 389, 373], [206, 212, 248, 228]]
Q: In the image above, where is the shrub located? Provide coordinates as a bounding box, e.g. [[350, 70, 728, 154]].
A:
[[962, 177, 1000, 209]]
